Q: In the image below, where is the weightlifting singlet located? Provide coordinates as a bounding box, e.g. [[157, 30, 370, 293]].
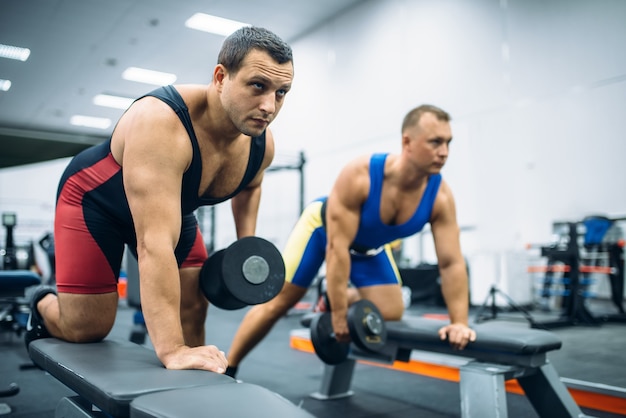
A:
[[353, 153, 441, 249], [54, 85, 266, 294], [284, 153, 441, 288]]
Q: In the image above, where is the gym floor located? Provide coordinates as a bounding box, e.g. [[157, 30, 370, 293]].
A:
[[1, 292, 625, 418]]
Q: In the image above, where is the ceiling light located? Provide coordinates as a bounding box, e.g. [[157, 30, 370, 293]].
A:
[[93, 94, 135, 110], [0, 44, 31, 61], [70, 115, 112, 130], [0, 79, 11, 91], [122, 67, 177, 86], [185, 13, 249, 36]]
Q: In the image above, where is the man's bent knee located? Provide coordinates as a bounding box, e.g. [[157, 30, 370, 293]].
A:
[[380, 306, 404, 321], [57, 292, 117, 342], [358, 285, 404, 321]]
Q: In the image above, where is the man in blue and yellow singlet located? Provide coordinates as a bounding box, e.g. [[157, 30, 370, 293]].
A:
[[226, 105, 476, 378]]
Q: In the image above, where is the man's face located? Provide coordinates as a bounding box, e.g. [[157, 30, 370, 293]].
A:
[[405, 112, 453, 174], [219, 49, 294, 137]]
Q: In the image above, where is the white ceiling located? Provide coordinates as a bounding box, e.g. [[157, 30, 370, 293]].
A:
[[0, 0, 364, 137]]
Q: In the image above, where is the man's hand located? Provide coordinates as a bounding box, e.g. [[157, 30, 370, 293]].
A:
[[162, 345, 228, 373], [438, 323, 476, 350], [330, 312, 351, 343]]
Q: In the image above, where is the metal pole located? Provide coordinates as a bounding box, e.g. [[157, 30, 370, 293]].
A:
[[298, 150, 306, 215]]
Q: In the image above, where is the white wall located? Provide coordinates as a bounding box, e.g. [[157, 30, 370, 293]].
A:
[[0, 158, 69, 242], [1, 0, 625, 302], [269, 0, 626, 301]]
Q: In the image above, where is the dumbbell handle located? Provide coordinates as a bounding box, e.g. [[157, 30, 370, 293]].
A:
[[329, 312, 383, 340]]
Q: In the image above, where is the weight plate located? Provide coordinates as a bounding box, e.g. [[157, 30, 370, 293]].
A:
[[347, 299, 387, 353], [221, 236, 285, 305], [200, 249, 226, 300], [200, 250, 247, 310], [310, 312, 349, 365]]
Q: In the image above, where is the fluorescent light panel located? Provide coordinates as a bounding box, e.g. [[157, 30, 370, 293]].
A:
[[70, 115, 112, 129], [0, 44, 31, 61], [93, 94, 134, 110], [185, 13, 249, 36], [0, 79, 11, 91], [122, 67, 177, 86]]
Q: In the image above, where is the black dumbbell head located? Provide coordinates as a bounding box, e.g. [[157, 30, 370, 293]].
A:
[[347, 299, 387, 353], [200, 236, 285, 310], [310, 312, 349, 365], [221, 236, 285, 305], [200, 249, 248, 310]]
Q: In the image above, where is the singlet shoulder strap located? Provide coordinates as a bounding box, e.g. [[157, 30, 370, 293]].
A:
[[136, 85, 186, 114], [366, 153, 387, 210]]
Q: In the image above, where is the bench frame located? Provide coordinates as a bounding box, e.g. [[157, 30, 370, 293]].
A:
[[307, 319, 586, 418]]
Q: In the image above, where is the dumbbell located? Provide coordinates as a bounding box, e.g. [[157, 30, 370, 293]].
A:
[[200, 236, 285, 310], [310, 299, 387, 365]]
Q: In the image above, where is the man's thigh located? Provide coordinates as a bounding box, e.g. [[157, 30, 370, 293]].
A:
[[357, 284, 404, 320]]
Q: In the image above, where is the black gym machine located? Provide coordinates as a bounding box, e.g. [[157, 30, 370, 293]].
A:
[[475, 216, 626, 329], [2, 212, 18, 270], [0, 212, 42, 413], [532, 217, 626, 329]]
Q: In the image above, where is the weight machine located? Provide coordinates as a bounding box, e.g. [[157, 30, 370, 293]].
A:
[[530, 216, 626, 329]]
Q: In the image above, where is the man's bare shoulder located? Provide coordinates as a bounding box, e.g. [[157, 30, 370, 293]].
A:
[[119, 97, 182, 136], [332, 154, 373, 203], [112, 89, 194, 165], [342, 154, 373, 174], [431, 179, 457, 221]]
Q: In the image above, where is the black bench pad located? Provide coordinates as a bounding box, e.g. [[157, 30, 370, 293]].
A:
[[130, 383, 316, 418], [386, 318, 562, 356], [0, 270, 40, 297], [300, 313, 562, 363], [29, 338, 235, 417]]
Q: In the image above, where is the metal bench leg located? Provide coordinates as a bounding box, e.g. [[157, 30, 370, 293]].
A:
[[460, 362, 512, 418], [55, 396, 105, 418], [310, 360, 356, 400], [517, 362, 585, 418]]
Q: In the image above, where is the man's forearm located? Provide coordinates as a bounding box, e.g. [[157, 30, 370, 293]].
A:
[[232, 186, 261, 238], [325, 250, 351, 315], [138, 255, 186, 364], [439, 263, 470, 325], [145, 301, 186, 364]]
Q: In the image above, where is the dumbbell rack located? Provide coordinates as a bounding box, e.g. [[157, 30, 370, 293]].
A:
[[533, 223, 596, 329], [530, 220, 626, 329]]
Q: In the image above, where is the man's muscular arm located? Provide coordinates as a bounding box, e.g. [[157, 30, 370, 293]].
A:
[[430, 180, 476, 349], [325, 156, 369, 343], [122, 98, 227, 372]]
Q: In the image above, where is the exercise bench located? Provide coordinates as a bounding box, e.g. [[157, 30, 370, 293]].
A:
[[29, 338, 314, 418], [0, 270, 41, 333], [0, 270, 41, 415], [301, 315, 586, 418]]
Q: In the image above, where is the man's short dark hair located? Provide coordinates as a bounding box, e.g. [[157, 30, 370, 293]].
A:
[[402, 104, 451, 133], [218, 26, 293, 73]]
